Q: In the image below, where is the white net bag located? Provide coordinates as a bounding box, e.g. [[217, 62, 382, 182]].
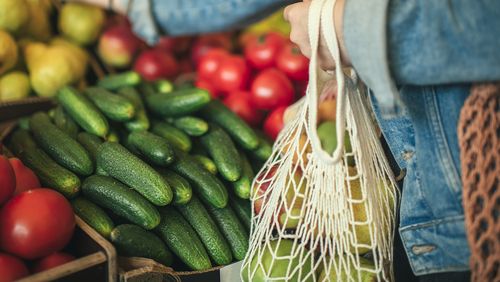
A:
[[241, 0, 399, 281]]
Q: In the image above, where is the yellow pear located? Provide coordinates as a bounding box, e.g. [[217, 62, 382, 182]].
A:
[[0, 71, 31, 101], [59, 2, 105, 46], [318, 256, 377, 282], [0, 0, 29, 34], [0, 30, 18, 75], [20, 0, 52, 41], [50, 37, 89, 79]]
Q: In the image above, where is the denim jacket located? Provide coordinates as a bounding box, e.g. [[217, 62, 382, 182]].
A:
[[123, 0, 500, 276]]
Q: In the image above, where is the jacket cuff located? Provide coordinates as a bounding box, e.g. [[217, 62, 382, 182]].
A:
[[343, 0, 402, 117], [121, 0, 160, 45]]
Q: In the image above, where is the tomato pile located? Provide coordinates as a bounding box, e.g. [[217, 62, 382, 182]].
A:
[[0, 154, 75, 280]]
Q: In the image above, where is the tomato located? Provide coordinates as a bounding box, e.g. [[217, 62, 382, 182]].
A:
[[0, 155, 15, 205], [264, 106, 287, 140], [195, 79, 219, 99], [250, 68, 294, 110], [0, 189, 75, 259], [213, 55, 250, 93], [8, 158, 40, 196], [196, 48, 228, 80], [223, 91, 264, 127], [155, 36, 192, 54], [33, 252, 75, 273], [276, 43, 309, 81], [0, 253, 29, 281], [191, 33, 232, 66], [133, 49, 179, 81], [244, 32, 286, 70]]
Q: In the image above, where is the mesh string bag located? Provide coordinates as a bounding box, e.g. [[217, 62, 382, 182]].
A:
[[241, 0, 399, 281]]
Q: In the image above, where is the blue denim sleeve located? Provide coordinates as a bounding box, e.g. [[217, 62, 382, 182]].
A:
[[121, 0, 294, 45], [343, 0, 500, 115]]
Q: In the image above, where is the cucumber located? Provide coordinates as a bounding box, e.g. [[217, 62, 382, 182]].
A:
[[52, 106, 79, 139], [151, 121, 192, 152], [127, 131, 175, 166], [192, 154, 218, 175], [157, 169, 192, 205], [200, 124, 241, 182], [97, 142, 173, 206], [30, 112, 93, 176], [172, 116, 208, 136], [76, 132, 103, 163], [57, 86, 109, 138], [110, 224, 173, 266], [72, 197, 114, 238], [200, 100, 259, 150], [82, 175, 160, 230], [155, 207, 211, 271], [117, 87, 150, 131], [251, 132, 273, 161], [10, 131, 80, 198], [229, 192, 252, 231], [176, 196, 232, 265], [171, 150, 228, 208], [106, 127, 120, 143], [97, 71, 141, 90], [18, 117, 30, 130], [85, 87, 135, 122], [145, 88, 211, 117], [155, 79, 174, 94], [230, 152, 254, 199], [205, 204, 249, 260]]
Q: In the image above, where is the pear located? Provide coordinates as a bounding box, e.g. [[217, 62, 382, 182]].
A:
[[20, 0, 52, 41], [59, 3, 105, 46], [0, 71, 31, 101], [317, 121, 354, 165], [0, 30, 18, 75], [0, 0, 29, 34], [318, 256, 377, 282], [51, 37, 89, 78]]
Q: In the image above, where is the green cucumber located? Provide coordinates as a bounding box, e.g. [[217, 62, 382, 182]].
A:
[[251, 132, 273, 162], [200, 124, 241, 182], [10, 130, 80, 198], [172, 116, 208, 136], [205, 204, 249, 260], [57, 86, 109, 138], [155, 207, 211, 271], [171, 150, 228, 208], [154, 80, 174, 94], [151, 121, 192, 152], [127, 131, 175, 166], [117, 87, 150, 131], [97, 142, 173, 206], [200, 100, 259, 150], [176, 196, 233, 265], [106, 127, 120, 143], [229, 192, 252, 231], [72, 197, 114, 238], [157, 169, 192, 205], [85, 87, 135, 122], [230, 152, 254, 199], [30, 112, 93, 176], [76, 132, 103, 163], [82, 175, 160, 230], [52, 106, 79, 139], [145, 88, 211, 117], [18, 117, 30, 130], [110, 224, 173, 266], [97, 71, 141, 90], [192, 154, 218, 175]]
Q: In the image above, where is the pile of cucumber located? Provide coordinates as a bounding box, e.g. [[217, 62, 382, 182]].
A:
[[7, 71, 273, 271]]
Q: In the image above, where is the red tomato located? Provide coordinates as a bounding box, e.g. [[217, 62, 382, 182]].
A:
[[0, 189, 75, 259], [244, 32, 286, 70], [264, 106, 287, 140], [155, 36, 192, 54], [213, 55, 250, 93], [0, 155, 15, 205], [196, 48, 228, 80], [250, 68, 294, 110], [133, 49, 179, 81], [223, 91, 264, 127], [191, 33, 232, 66], [0, 253, 29, 281], [33, 252, 75, 273], [276, 43, 309, 81], [195, 79, 219, 99], [8, 158, 40, 196]]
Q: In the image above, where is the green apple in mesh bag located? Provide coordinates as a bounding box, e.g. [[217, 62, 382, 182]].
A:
[[242, 239, 314, 282], [317, 121, 354, 165], [318, 256, 377, 282]]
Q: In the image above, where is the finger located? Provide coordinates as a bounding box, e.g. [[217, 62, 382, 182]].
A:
[[283, 2, 303, 22]]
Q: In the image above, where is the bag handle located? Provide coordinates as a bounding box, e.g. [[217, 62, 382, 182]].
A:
[[306, 0, 349, 165]]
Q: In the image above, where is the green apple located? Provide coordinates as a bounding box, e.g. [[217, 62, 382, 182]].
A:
[[317, 121, 353, 165], [318, 256, 377, 282], [0, 71, 30, 101], [59, 2, 105, 46]]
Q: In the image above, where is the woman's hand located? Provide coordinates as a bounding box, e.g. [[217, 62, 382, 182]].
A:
[[284, 0, 350, 70]]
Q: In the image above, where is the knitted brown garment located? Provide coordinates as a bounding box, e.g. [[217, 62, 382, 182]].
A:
[[458, 83, 500, 282]]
